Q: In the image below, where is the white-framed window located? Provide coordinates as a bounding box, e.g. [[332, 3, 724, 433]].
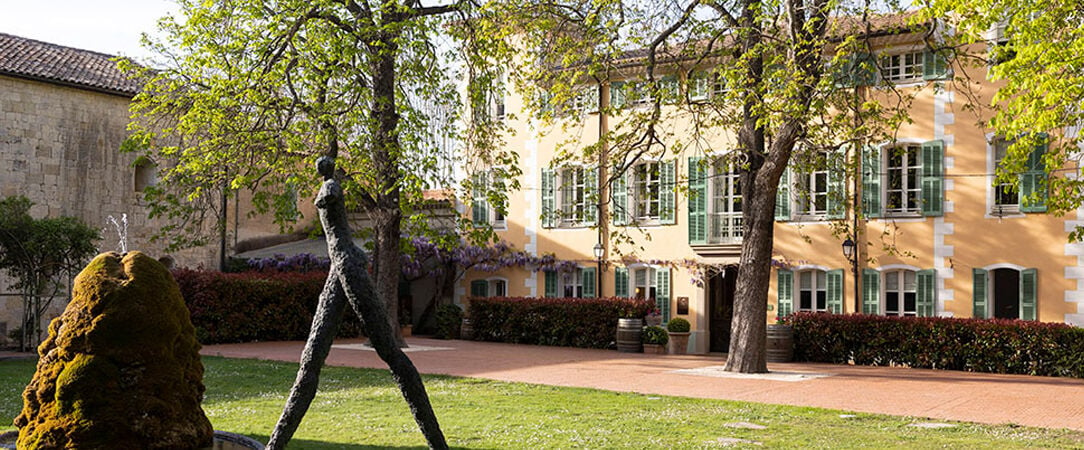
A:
[[560, 167, 590, 226], [992, 138, 1020, 212], [470, 277, 507, 298], [472, 171, 506, 229], [633, 162, 662, 221], [796, 152, 829, 217], [798, 270, 828, 312], [880, 51, 924, 83], [574, 85, 600, 114], [884, 144, 923, 215], [633, 267, 657, 301], [689, 71, 711, 102], [560, 271, 583, 298], [710, 159, 742, 243], [884, 270, 917, 316]]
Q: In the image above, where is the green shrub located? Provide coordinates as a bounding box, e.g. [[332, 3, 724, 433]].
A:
[[434, 304, 463, 340], [787, 312, 1084, 378], [666, 317, 691, 333], [172, 269, 363, 344], [469, 296, 654, 349], [643, 326, 669, 345]]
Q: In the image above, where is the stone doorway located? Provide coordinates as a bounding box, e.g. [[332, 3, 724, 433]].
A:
[[708, 266, 737, 353]]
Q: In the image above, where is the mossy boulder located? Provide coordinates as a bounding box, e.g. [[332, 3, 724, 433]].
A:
[[14, 251, 214, 449]]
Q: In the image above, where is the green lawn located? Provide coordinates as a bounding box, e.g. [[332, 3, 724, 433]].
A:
[[2, 356, 1082, 448]]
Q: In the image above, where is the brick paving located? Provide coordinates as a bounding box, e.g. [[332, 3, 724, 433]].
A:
[[201, 337, 1084, 432]]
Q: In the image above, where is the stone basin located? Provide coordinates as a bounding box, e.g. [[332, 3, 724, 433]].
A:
[[0, 430, 264, 449]]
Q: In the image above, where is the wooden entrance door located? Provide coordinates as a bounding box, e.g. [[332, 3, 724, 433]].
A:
[[709, 266, 737, 353]]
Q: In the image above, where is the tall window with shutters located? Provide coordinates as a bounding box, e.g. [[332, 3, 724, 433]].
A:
[[972, 267, 1038, 321], [541, 166, 598, 228], [777, 268, 844, 315], [612, 160, 675, 226], [990, 136, 1047, 215], [543, 268, 597, 298], [614, 266, 671, 322], [472, 171, 506, 228], [861, 140, 944, 218]]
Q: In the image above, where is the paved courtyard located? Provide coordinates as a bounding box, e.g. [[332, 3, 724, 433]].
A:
[[200, 337, 1084, 431]]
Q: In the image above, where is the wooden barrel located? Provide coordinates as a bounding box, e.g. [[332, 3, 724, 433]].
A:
[[766, 324, 794, 362], [616, 318, 644, 353]]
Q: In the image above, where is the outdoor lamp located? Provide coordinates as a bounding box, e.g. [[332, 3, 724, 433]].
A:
[[593, 242, 604, 259], [841, 237, 855, 259]]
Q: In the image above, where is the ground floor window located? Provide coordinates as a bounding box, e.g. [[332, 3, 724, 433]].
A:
[[470, 278, 506, 298], [798, 270, 827, 312], [884, 270, 917, 317], [974, 267, 1037, 321]]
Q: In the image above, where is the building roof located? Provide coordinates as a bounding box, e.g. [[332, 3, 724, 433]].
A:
[[0, 32, 143, 97]]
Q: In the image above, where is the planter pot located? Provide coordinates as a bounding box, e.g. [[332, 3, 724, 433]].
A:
[[401, 325, 413, 337], [667, 331, 690, 355], [0, 430, 264, 450], [645, 314, 664, 327], [642, 343, 666, 354], [460, 317, 474, 340], [766, 324, 794, 363], [616, 318, 644, 353]]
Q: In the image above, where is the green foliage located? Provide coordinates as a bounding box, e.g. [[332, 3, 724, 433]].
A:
[[3, 357, 1083, 447], [434, 304, 463, 340], [0, 196, 99, 351], [642, 325, 669, 345], [172, 269, 363, 344], [469, 296, 654, 349], [666, 317, 691, 333], [788, 312, 1084, 377]]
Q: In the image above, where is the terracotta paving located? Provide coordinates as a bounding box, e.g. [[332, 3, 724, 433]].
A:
[[200, 337, 1084, 432]]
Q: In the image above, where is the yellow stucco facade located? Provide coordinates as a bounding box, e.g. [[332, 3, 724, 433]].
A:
[[458, 27, 1084, 354]]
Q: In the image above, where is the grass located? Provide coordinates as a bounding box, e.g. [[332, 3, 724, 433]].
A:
[[2, 356, 1083, 448]]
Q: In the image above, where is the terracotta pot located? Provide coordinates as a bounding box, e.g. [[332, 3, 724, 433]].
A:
[[667, 331, 690, 354], [643, 343, 667, 354]]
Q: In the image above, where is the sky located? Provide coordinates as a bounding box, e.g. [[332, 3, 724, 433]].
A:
[[0, 0, 178, 62]]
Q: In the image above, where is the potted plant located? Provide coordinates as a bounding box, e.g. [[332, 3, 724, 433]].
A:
[[766, 316, 794, 362], [642, 325, 669, 354], [666, 317, 691, 355], [645, 308, 663, 327]]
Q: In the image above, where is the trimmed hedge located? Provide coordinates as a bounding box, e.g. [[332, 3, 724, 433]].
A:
[[787, 312, 1084, 377], [172, 269, 363, 344], [468, 296, 654, 349]]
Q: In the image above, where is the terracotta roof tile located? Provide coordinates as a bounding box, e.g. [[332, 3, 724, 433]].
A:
[[0, 32, 142, 96]]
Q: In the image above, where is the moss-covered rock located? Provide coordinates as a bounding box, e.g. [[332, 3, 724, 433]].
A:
[[14, 251, 214, 449]]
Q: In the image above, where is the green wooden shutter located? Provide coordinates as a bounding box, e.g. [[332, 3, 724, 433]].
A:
[[922, 49, 950, 81], [1020, 268, 1037, 320], [840, 53, 877, 87], [827, 269, 844, 314], [972, 268, 988, 319], [610, 81, 626, 109], [688, 157, 707, 244], [775, 167, 790, 221], [921, 139, 944, 217], [1021, 140, 1048, 213], [827, 149, 845, 220], [660, 160, 676, 224], [862, 269, 880, 314], [544, 271, 558, 298], [585, 167, 599, 224], [656, 269, 671, 323], [470, 280, 489, 298], [777, 270, 793, 317], [916, 269, 937, 317], [614, 267, 629, 297], [541, 169, 556, 228], [582, 267, 597, 298], [861, 146, 882, 218], [472, 173, 488, 226], [611, 167, 629, 226]]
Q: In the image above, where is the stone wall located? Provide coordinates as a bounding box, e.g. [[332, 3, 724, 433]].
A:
[[0, 75, 219, 342]]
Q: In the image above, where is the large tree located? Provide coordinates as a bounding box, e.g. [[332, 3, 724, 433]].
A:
[[126, 0, 519, 447], [484, 0, 918, 372], [922, 0, 1084, 236]]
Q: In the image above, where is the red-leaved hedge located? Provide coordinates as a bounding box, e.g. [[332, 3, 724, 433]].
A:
[[467, 296, 654, 349], [786, 312, 1084, 377], [172, 269, 363, 344]]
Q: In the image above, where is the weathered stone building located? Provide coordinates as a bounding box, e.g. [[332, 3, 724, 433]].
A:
[[0, 32, 221, 342]]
